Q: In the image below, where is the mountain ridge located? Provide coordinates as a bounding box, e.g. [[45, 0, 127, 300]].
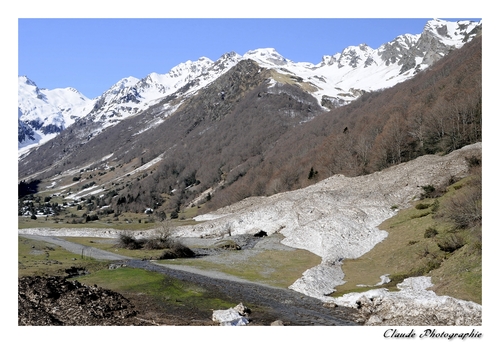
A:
[[18, 19, 481, 154]]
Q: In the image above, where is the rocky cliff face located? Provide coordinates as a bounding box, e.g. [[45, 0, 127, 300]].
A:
[[18, 118, 36, 143]]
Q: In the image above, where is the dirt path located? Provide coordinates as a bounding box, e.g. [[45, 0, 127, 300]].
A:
[[19, 234, 130, 260]]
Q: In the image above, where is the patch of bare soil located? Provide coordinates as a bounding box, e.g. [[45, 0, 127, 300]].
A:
[[19, 275, 140, 326]]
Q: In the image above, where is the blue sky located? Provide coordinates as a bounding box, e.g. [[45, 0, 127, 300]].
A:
[[18, 17, 481, 99]]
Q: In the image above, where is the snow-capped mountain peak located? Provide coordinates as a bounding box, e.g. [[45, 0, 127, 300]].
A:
[[18, 19, 482, 156], [18, 76, 94, 154], [19, 75, 37, 87], [335, 44, 375, 68], [166, 56, 213, 78], [106, 77, 140, 94], [424, 18, 481, 44], [243, 48, 291, 66]]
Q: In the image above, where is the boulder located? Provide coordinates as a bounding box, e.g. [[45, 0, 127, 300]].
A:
[[212, 303, 251, 326], [270, 319, 284, 326]]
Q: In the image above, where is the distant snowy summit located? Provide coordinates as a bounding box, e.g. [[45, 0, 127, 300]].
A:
[[18, 76, 94, 153], [18, 19, 481, 154]]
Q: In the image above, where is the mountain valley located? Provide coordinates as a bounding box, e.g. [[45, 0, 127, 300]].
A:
[[17, 19, 483, 326]]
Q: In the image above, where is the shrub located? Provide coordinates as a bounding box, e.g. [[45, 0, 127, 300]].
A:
[[85, 214, 99, 222], [421, 184, 449, 200], [415, 203, 431, 210], [116, 233, 143, 250], [431, 199, 440, 213], [157, 243, 195, 259], [466, 156, 481, 168], [142, 232, 174, 250], [308, 167, 318, 180], [437, 233, 465, 253], [420, 185, 435, 199], [424, 226, 438, 238], [424, 258, 442, 272], [81, 181, 96, 190], [442, 185, 481, 229]]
